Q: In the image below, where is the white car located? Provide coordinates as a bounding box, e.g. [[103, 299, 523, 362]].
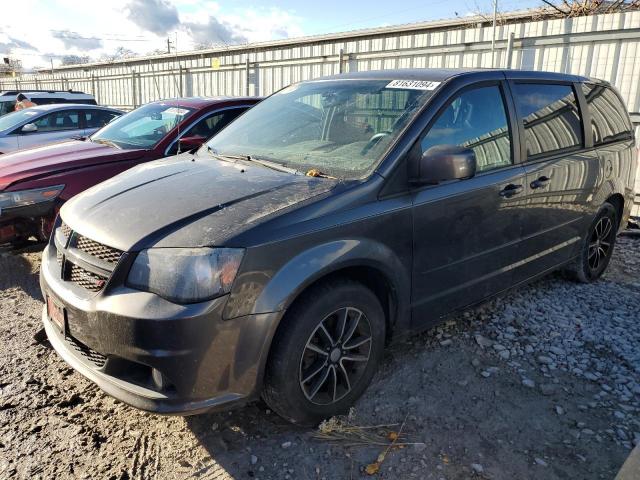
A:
[[0, 90, 97, 117], [0, 104, 122, 154]]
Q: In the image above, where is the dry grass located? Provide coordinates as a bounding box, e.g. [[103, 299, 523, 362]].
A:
[[312, 410, 423, 475]]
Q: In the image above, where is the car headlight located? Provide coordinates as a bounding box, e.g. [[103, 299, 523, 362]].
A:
[[127, 247, 244, 303], [0, 185, 64, 212]]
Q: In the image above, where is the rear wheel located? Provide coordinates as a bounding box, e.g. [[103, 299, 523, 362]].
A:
[[262, 279, 385, 425], [564, 203, 618, 283]]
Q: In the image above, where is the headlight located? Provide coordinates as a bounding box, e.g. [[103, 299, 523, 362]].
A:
[[0, 185, 64, 212], [127, 247, 244, 303]]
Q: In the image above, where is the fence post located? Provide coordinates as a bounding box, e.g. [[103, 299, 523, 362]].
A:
[[505, 32, 515, 69], [131, 70, 137, 108], [245, 56, 250, 96]]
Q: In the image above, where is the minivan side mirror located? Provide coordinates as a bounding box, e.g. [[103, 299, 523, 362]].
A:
[[410, 145, 476, 184], [21, 123, 38, 133], [178, 135, 207, 152]]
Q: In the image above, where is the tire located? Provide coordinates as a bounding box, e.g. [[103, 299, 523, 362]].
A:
[[564, 202, 618, 283], [262, 278, 386, 426]]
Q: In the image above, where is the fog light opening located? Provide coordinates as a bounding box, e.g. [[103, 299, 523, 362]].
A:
[[152, 368, 170, 391]]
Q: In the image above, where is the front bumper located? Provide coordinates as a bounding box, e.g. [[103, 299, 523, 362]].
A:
[[40, 244, 283, 415]]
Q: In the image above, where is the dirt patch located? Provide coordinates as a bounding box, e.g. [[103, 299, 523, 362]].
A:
[[0, 238, 638, 479]]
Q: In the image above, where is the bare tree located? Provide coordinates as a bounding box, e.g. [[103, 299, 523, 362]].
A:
[[98, 47, 137, 62], [61, 55, 92, 66], [541, 0, 640, 17]]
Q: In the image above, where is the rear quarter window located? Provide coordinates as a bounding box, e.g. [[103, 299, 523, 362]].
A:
[[513, 83, 583, 159], [581, 84, 633, 145]]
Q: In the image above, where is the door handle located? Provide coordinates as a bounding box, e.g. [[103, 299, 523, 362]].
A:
[[499, 184, 524, 198], [530, 175, 550, 189]]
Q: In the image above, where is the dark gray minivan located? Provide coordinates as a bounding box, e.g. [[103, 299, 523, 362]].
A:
[[40, 69, 637, 425]]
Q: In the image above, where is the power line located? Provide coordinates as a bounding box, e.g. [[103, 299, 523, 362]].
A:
[[49, 30, 157, 42]]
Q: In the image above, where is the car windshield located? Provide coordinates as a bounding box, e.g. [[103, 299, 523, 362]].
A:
[[91, 103, 195, 150], [0, 108, 42, 132], [205, 79, 438, 179]]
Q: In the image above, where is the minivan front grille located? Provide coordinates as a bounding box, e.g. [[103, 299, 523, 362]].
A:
[[64, 335, 107, 368], [54, 221, 123, 293], [75, 234, 123, 264], [68, 263, 108, 292], [60, 222, 72, 240]]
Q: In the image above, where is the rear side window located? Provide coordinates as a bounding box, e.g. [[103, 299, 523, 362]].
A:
[[85, 110, 119, 129], [513, 83, 583, 159], [33, 110, 80, 131], [33, 98, 64, 105], [191, 108, 245, 138], [581, 84, 632, 145], [167, 108, 247, 155], [421, 85, 512, 173]]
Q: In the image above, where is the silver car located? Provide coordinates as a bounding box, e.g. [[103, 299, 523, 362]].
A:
[[0, 104, 122, 154]]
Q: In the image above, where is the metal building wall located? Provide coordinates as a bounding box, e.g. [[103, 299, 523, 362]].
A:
[[3, 9, 640, 213]]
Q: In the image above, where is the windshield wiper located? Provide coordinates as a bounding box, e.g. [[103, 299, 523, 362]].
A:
[[207, 148, 301, 175], [92, 138, 121, 149]]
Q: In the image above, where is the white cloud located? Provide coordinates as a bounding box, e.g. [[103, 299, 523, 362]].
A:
[[0, 0, 304, 70]]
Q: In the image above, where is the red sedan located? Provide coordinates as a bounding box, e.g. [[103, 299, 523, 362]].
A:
[[0, 96, 259, 247]]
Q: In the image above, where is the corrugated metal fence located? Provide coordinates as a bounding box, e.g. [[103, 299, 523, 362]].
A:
[[3, 9, 640, 213]]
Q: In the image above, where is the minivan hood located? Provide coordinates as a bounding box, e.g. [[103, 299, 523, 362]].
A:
[[0, 140, 144, 191], [61, 153, 336, 250]]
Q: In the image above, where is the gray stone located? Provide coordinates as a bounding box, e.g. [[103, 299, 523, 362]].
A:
[[475, 335, 493, 348], [540, 384, 558, 396], [549, 346, 565, 356], [498, 350, 510, 360], [537, 356, 553, 365]]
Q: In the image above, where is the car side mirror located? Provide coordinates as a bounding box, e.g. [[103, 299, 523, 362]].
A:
[[21, 123, 38, 133], [178, 136, 207, 152], [410, 145, 476, 184]]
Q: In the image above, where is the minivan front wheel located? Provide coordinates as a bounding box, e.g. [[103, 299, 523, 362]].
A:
[[565, 202, 618, 282], [263, 279, 385, 425]]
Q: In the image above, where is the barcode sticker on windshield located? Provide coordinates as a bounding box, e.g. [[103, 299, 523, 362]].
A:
[[386, 80, 441, 90]]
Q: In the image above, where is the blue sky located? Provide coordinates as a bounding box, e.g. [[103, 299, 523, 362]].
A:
[[1, 0, 544, 69]]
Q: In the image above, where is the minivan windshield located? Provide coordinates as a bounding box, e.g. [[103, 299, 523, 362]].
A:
[[206, 79, 437, 178], [92, 103, 195, 150], [0, 108, 42, 132]]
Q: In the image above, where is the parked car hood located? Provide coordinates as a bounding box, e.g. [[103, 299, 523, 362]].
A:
[[61, 153, 336, 251], [0, 140, 145, 191]]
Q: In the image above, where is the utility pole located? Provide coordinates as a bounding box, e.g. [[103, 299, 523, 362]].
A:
[[491, 0, 498, 68], [167, 37, 174, 54]]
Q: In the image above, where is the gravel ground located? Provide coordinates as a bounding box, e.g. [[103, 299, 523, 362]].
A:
[[1, 235, 639, 480]]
